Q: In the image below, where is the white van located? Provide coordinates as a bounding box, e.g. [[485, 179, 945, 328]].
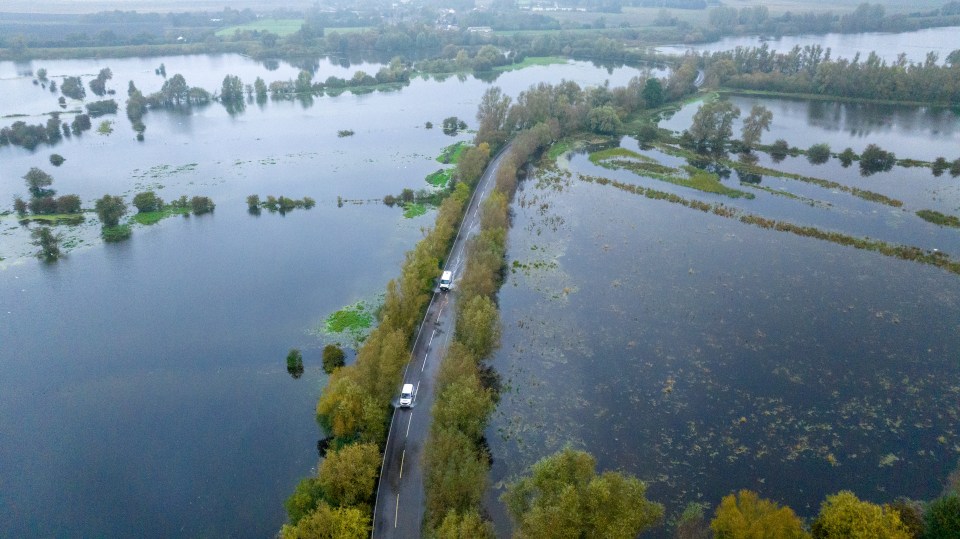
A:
[[399, 383, 414, 408], [439, 270, 453, 292]]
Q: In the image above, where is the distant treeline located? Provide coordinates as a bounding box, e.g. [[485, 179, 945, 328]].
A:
[[703, 44, 960, 104]]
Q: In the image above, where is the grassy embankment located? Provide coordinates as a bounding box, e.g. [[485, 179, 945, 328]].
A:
[[492, 56, 568, 72], [215, 19, 305, 38]]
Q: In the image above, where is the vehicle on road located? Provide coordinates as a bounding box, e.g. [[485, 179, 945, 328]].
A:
[[439, 270, 453, 292], [399, 383, 414, 408]]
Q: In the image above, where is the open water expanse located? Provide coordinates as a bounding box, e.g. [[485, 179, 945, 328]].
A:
[[0, 54, 649, 537], [657, 25, 960, 64], [483, 93, 960, 534]]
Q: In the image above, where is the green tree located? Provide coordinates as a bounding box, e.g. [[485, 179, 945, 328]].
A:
[[56, 194, 81, 214], [61, 76, 85, 100], [95, 194, 127, 227], [280, 502, 369, 539], [132, 191, 164, 213], [587, 105, 623, 135], [688, 100, 741, 155], [811, 491, 910, 539], [924, 493, 960, 538], [475, 86, 512, 147], [220, 74, 244, 104], [323, 344, 346, 374], [806, 143, 831, 165], [457, 143, 491, 185], [254, 77, 268, 102], [317, 442, 381, 507], [89, 67, 113, 96], [49, 154, 65, 166], [190, 196, 215, 215], [456, 295, 500, 359], [295, 70, 313, 94], [641, 77, 664, 108], [838, 148, 858, 168], [287, 348, 304, 379], [859, 144, 896, 176], [424, 427, 489, 529], [711, 490, 808, 539], [31, 226, 62, 261], [675, 502, 712, 539], [285, 477, 324, 525], [740, 105, 773, 150], [432, 374, 494, 442], [23, 167, 55, 198], [502, 447, 663, 539]]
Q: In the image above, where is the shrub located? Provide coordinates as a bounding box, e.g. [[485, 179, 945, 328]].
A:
[[284, 477, 323, 525], [28, 196, 58, 215], [924, 494, 960, 539], [190, 196, 215, 215], [95, 194, 127, 226], [101, 224, 132, 242], [55, 194, 82, 214], [838, 147, 857, 167], [49, 154, 65, 166], [769, 139, 790, 162], [14, 197, 28, 216], [859, 144, 896, 176], [806, 143, 831, 165], [246, 194, 260, 210], [322, 344, 346, 374], [383, 194, 397, 207], [286, 349, 304, 379]]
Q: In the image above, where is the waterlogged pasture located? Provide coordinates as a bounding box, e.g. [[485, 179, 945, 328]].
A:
[[485, 151, 960, 534], [0, 56, 648, 537]]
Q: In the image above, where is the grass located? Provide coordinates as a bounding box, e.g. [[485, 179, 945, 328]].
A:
[[588, 147, 655, 165], [437, 141, 468, 164], [101, 224, 131, 242], [548, 140, 574, 162], [403, 203, 428, 218], [215, 19, 304, 37], [917, 209, 960, 228], [492, 56, 568, 72], [12, 213, 85, 225], [132, 206, 190, 226]]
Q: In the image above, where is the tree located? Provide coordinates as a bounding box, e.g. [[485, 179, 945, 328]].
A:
[[161, 74, 189, 105], [859, 144, 896, 176], [49, 154, 65, 166], [133, 191, 164, 213], [317, 442, 380, 507], [740, 105, 773, 150], [61, 76, 85, 100], [89, 67, 113, 96], [56, 194, 82, 214], [811, 491, 910, 539], [95, 194, 127, 227], [323, 344, 346, 374], [23, 167, 55, 198], [285, 477, 323, 525], [838, 148, 857, 168], [641, 77, 664, 108], [254, 77, 268, 102], [587, 105, 622, 134], [951, 158, 960, 178], [31, 227, 62, 261], [711, 490, 808, 539], [456, 295, 500, 359], [280, 501, 369, 539], [502, 447, 663, 539], [688, 100, 741, 155], [435, 509, 495, 539], [14, 197, 28, 216], [287, 349, 304, 379], [432, 375, 494, 442], [220, 74, 244, 104], [190, 196, 215, 215], [457, 143, 491, 185], [924, 494, 960, 538], [476, 86, 512, 147], [806, 143, 831, 165]]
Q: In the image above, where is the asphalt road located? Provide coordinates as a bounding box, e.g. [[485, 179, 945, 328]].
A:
[[370, 146, 511, 538]]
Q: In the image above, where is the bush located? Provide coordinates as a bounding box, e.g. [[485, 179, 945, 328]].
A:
[[284, 477, 323, 525], [49, 154, 65, 166], [322, 344, 346, 374], [383, 194, 397, 207], [190, 196, 215, 215], [95, 194, 127, 226], [859, 144, 896, 176], [838, 147, 857, 167], [29, 196, 58, 215], [317, 442, 381, 507], [246, 194, 260, 210], [56, 194, 82, 214], [101, 224, 132, 242], [924, 494, 960, 539], [807, 143, 831, 165], [769, 139, 790, 162]]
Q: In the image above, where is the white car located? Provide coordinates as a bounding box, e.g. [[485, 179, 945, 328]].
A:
[[439, 270, 453, 292], [399, 383, 414, 408]]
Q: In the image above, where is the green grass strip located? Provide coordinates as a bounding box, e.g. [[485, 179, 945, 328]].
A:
[[917, 209, 960, 228], [492, 56, 568, 72]]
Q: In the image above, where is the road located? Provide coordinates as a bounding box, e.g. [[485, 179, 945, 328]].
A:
[[370, 146, 512, 538]]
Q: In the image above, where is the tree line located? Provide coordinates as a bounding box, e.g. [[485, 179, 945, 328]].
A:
[[280, 142, 494, 537], [703, 44, 960, 104]]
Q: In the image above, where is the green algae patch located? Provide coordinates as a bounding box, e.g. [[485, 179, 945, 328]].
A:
[[403, 202, 428, 218], [437, 141, 468, 164], [132, 206, 190, 226], [426, 169, 453, 188], [917, 209, 960, 228], [320, 301, 376, 344], [492, 56, 568, 72]]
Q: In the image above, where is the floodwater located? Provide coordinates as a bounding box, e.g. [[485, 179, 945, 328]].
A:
[[0, 54, 649, 538], [484, 98, 960, 534], [657, 25, 960, 64]]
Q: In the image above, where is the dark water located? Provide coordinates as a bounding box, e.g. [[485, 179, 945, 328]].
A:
[[657, 25, 960, 64], [484, 123, 960, 534], [0, 56, 649, 537]]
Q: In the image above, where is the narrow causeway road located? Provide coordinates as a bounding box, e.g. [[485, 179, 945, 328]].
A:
[[371, 146, 511, 538]]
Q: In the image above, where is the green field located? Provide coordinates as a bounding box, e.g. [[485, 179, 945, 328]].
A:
[[215, 19, 304, 37]]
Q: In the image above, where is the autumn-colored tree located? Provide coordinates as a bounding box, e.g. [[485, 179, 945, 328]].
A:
[[455, 295, 500, 359], [432, 373, 494, 442], [457, 142, 491, 186], [423, 427, 489, 529], [435, 509, 495, 539], [811, 491, 910, 539], [318, 442, 380, 507], [502, 447, 663, 539], [285, 477, 324, 525], [711, 490, 808, 539], [280, 502, 369, 539]]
